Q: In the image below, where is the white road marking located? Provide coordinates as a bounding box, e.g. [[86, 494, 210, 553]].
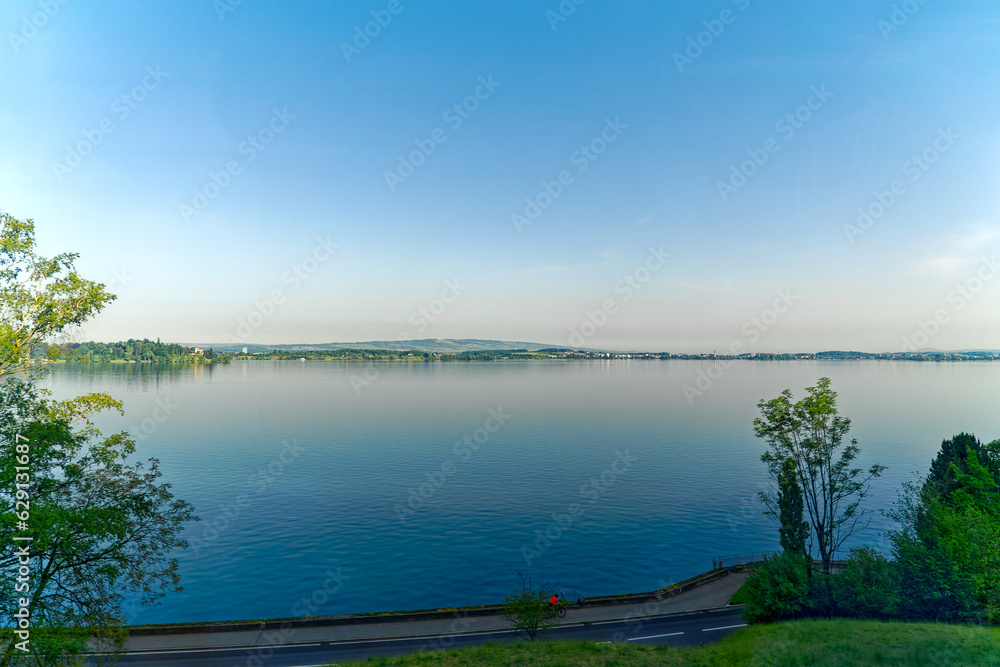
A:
[[628, 631, 684, 641], [702, 623, 747, 632]]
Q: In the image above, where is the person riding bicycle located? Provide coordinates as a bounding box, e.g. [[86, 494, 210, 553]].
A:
[[548, 593, 560, 608]]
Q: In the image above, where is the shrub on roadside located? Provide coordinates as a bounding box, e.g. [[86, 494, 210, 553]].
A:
[[741, 551, 812, 624], [832, 546, 900, 619]]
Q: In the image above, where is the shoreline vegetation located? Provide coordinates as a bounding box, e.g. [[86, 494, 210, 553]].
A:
[[35, 340, 227, 364], [37, 340, 1000, 364]]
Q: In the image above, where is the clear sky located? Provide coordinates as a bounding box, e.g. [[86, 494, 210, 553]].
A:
[[2, 1, 998, 352]]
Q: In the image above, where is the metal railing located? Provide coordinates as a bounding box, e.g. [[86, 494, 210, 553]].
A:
[[713, 550, 854, 569], [712, 551, 778, 569]]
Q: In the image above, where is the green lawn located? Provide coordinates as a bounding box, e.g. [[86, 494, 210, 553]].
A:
[[338, 618, 1000, 666]]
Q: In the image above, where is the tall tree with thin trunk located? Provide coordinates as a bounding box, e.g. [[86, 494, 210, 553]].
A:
[[755, 377, 886, 576]]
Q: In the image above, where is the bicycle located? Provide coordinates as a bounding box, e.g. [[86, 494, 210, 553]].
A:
[[547, 597, 569, 619]]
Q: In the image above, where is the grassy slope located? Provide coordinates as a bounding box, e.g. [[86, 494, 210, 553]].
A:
[[341, 618, 1000, 666]]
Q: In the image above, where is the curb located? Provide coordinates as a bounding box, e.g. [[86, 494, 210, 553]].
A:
[[127, 605, 506, 637], [576, 567, 731, 607]]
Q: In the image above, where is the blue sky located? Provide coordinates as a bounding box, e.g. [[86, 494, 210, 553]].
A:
[[2, 0, 998, 352]]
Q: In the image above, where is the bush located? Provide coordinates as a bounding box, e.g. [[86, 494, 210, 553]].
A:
[[741, 551, 812, 624], [499, 574, 560, 641], [832, 546, 900, 619]]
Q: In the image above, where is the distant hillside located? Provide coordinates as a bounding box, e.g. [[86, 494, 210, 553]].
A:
[[199, 339, 577, 354], [195, 339, 1000, 357]]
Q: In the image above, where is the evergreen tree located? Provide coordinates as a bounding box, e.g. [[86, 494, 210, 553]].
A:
[[777, 457, 809, 558]]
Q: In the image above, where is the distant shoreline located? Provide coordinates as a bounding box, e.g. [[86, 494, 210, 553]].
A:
[[43, 340, 1000, 365], [58, 351, 998, 363]]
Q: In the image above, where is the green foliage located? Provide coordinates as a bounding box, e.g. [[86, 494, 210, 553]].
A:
[[498, 574, 559, 641], [0, 380, 197, 665], [41, 339, 229, 364], [927, 432, 1000, 499], [754, 377, 886, 574], [777, 458, 808, 558], [831, 546, 900, 619], [888, 436, 1000, 624], [741, 552, 812, 624], [0, 213, 115, 379], [1, 213, 196, 665]]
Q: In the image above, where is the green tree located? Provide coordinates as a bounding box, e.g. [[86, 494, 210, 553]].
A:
[[926, 432, 1000, 498], [755, 377, 886, 576], [0, 213, 114, 379], [741, 551, 811, 624], [1, 213, 196, 665], [1, 382, 196, 665], [889, 481, 982, 622], [889, 440, 1000, 624], [831, 546, 900, 619], [776, 457, 809, 559], [499, 574, 560, 641]]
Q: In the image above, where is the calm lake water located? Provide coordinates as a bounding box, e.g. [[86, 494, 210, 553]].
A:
[[39, 360, 1000, 625]]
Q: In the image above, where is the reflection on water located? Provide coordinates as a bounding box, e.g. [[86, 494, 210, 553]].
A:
[[39, 360, 1000, 624]]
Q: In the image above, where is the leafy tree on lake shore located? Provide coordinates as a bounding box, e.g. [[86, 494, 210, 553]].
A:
[[1, 212, 196, 666], [888, 434, 1000, 623], [754, 377, 886, 577]]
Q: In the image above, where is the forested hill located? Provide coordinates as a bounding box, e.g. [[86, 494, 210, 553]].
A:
[[38, 339, 229, 363]]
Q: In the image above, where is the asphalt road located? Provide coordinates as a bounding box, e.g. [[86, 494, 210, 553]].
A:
[[101, 607, 747, 666]]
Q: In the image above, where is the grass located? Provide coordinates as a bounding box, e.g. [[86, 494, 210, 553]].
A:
[[335, 618, 1000, 666], [727, 581, 752, 605]]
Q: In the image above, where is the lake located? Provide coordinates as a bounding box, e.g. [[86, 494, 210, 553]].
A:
[[39, 359, 1000, 625]]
